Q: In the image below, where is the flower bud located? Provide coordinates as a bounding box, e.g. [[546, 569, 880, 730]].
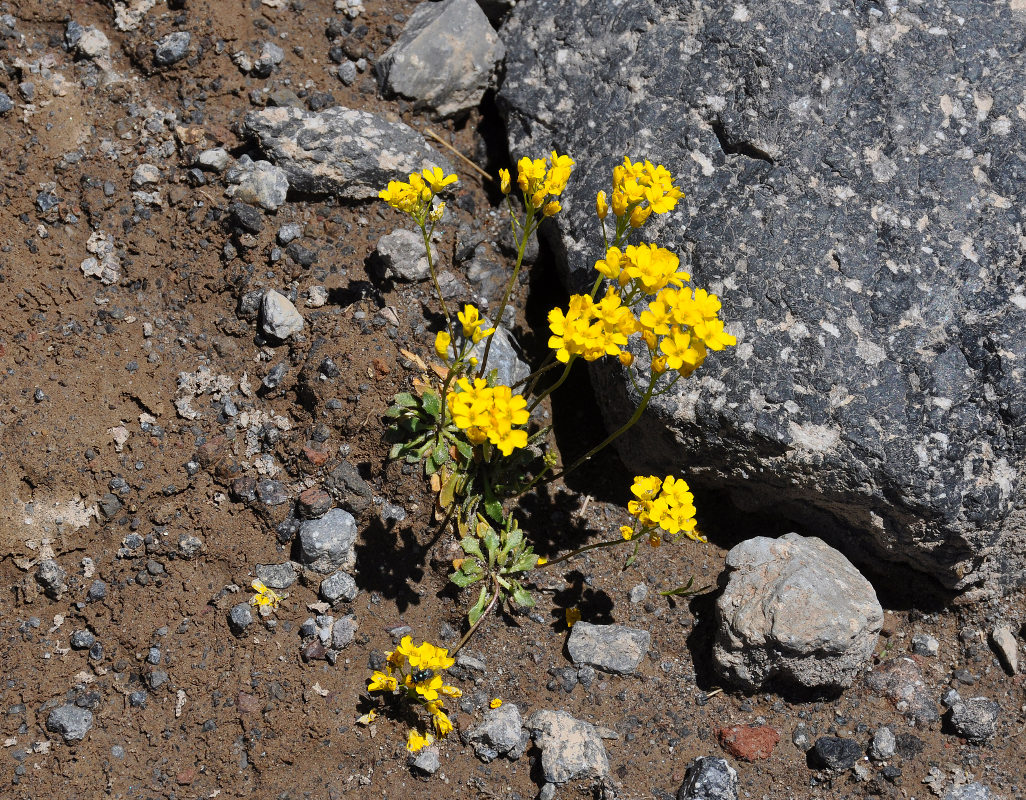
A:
[[629, 204, 651, 228], [618, 351, 634, 367], [542, 201, 561, 217], [499, 168, 511, 195], [642, 330, 658, 350], [434, 331, 451, 360], [596, 190, 608, 219], [652, 356, 667, 374]]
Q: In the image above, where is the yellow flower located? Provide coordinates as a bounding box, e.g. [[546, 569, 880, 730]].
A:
[[565, 607, 582, 628], [430, 704, 454, 736], [407, 640, 455, 672], [429, 201, 445, 223], [621, 525, 634, 541], [368, 671, 398, 693], [490, 698, 503, 709], [421, 166, 458, 193], [596, 190, 608, 219], [499, 168, 511, 194], [406, 729, 434, 753], [250, 579, 285, 610], [542, 200, 561, 217], [440, 684, 463, 698], [618, 351, 634, 367], [356, 709, 378, 725], [457, 304, 494, 343], [446, 378, 531, 456], [621, 243, 688, 294], [434, 330, 451, 360], [536, 557, 548, 566]]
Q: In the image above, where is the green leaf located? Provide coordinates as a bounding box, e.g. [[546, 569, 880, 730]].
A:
[[659, 576, 712, 598], [450, 568, 482, 588], [388, 442, 404, 460], [421, 390, 441, 418], [482, 531, 500, 565], [500, 528, 524, 559], [439, 470, 459, 509], [392, 392, 418, 408], [509, 551, 539, 573], [454, 437, 474, 460], [511, 584, 535, 608], [468, 585, 490, 626], [483, 498, 503, 524], [459, 537, 483, 560]]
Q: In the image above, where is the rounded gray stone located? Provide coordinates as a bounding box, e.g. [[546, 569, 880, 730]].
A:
[[712, 533, 882, 692], [255, 562, 297, 589], [46, 705, 93, 742], [527, 709, 609, 785], [376, 229, 429, 282], [566, 622, 650, 675], [260, 290, 304, 340], [297, 508, 358, 574], [228, 602, 253, 636], [154, 31, 191, 66], [948, 697, 1000, 743], [320, 571, 358, 604]]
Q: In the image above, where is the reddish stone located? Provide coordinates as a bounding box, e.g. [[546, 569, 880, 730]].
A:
[[303, 443, 330, 466], [301, 639, 327, 662], [716, 725, 779, 761], [297, 487, 332, 518], [237, 692, 260, 714], [176, 768, 196, 786], [194, 436, 227, 469]]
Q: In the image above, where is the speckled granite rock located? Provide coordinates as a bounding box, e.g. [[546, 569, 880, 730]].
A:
[[376, 0, 504, 118], [500, 0, 1026, 598], [244, 106, 453, 199], [713, 533, 882, 692]]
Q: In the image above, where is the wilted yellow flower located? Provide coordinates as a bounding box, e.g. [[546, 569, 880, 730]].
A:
[[356, 709, 378, 725], [542, 201, 561, 217], [565, 607, 582, 628], [368, 671, 398, 693], [428, 201, 445, 223], [490, 698, 503, 709], [250, 579, 285, 610], [406, 729, 434, 753]]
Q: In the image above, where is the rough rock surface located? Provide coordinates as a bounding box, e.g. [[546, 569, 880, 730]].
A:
[[297, 508, 358, 573], [499, 0, 1026, 598], [676, 757, 738, 800], [863, 656, 940, 726], [527, 709, 609, 785], [713, 533, 882, 692], [376, 229, 429, 282], [376, 0, 504, 118], [244, 106, 452, 199], [566, 622, 650, 675], [260, 290, 304, 340], [465, 702, 526, 762]]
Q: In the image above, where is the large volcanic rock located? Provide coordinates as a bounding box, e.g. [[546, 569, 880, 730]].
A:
[[499, 0, 1026, 598]]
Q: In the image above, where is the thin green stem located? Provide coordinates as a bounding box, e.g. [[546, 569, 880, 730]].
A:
[[478, 210, 537, 379], [515, 357, 559, 391], [452, 575, 501, 656], [420, 222, 456, 345], [537, 536, 627, 568], [540, 369, 657, 486], [527, 356, 576, 413]]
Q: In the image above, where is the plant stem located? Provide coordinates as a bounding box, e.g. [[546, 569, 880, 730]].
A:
[[478, 212, 536, 379], [540, 370, 657, 486], [420, 222, 455, 344], [537, 536, 628, 568], [452, 576, 501, 656], [527, 356, 576, 413]]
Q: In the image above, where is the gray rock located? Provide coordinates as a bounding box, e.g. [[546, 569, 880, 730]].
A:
[[944, 784, 994, 800], [177, 534, 204, 558], [320, 571, 358, 604], [261, 290, 304, 339], [148, 670, 169, 689], [527, 709, 609, 785], [466, 703, 526, 762], [230, 159, 289, 211], [712, 533, 882, 692], [468, 325, 531, 389], [500, 0, 1026, 599], [77, 27, 110, 59], [36, 559, 67, 600], [297, 508, 358, 573], [46, 705, 93, 741], [337, 60, 358, 86], [255, 562, 297, 589], [376, 0, 504, 118], [376, 229, 429, 282], [990, 622, 1019, 675], [132, 164, 160, 187], [864, 657, 940, 727], [277, 223, 303, 245], [70, 630, 96, 650], [87, 580, 108, 601], [408, 744, 440, 775], [228, 603, 253, 636], [196, 148, 230, 172], [566, 622, 650, 675], [0, 91, 13, 115], [243, 105, 452, 199], [676, 757, 739, 800], [331, 614, 358, 650], [868, 726, 896, 761], [628, 584, 648, 604], [911, 633, 940, 657], [253, 41, 285, 77], [812, 736, 862, 771], [154, 31, 190, 66], [948, 697, 1000, 743]]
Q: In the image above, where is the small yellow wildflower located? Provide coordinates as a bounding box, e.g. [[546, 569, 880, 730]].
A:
[[368, 670, 398, 692], [356, 709, 378, 725], [542, 200, 561, 217], [536, 557, 548, 566], [434, 330, 451, 360], [421, 166, 458, 194], [499, 168, 511, 194], [596, 190, 608, 219], [250, 579, 286, 610], [490, 698, 503, 709], [447, 377, 530, 456], [565, 607, 582, 628], [406, 729, 434, 753], [620, 525, 634, 541], [457, 304, 495, 343]]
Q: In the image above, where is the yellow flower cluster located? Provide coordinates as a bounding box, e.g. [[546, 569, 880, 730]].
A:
[[622, 475, 704, 545], [608, 156, 684, 228], [249, 579, 285, 611], [500, 151, 574, 217], [366, 636, 462, 751], [447, 377, 530, 456], [547, 288, 639, 364], [548, 159, 735, 379], [378, 166, 457, 225]]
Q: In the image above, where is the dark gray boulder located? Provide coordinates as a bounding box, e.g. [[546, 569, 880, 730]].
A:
[[500, 0, 1026, 598]]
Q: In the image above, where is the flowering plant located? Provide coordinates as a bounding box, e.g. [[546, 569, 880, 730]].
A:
[[378, 153, 734, 710]]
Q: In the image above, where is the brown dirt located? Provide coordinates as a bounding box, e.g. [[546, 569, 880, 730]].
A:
[[0, 1, 1024, 799]]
